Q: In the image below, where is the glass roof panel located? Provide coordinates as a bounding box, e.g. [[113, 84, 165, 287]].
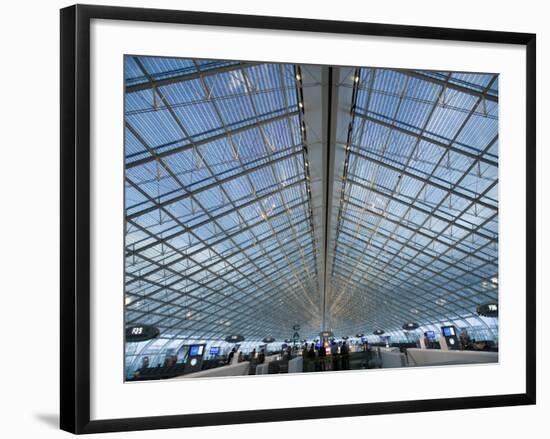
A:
[[124, 58, 499, 363]]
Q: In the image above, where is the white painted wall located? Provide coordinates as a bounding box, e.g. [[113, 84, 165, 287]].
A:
[[1, 1, 547, 438]]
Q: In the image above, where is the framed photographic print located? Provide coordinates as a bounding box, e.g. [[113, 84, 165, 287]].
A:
[[60, 4, 536, 434]]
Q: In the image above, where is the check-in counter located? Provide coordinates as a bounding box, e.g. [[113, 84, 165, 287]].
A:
[[174, 361, 250, 378], [255, 363, 269, 375], [377, 347, 407, 368], [406, 348, 498, 367], [288, 356, 303, 374], [253, 355, 280, 375]]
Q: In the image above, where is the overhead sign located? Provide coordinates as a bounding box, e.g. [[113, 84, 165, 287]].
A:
[[125, 325, 160, 342], [319, 331, 334, 338], [477, 302, 498, 317], [402, 322, 419, 330], [291, 324, 301, 343], [225, 334, 245, 343]]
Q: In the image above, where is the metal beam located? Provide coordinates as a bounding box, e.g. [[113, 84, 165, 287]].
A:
[[355, 111, 498, 167], [126, 110, 300, 168], [128, 244, 317, 330], [126, 178, 306, 256], [334, 234, 492, 305], [126, 199, 310, 286], [343, 198, 476, 254], [126, 61, 260, 93], [330, 248, 492, 327], [397, 70, 498, 103], [127, 149, 303, 220], [346, 177, 497, 242], [349, 149, 498, 211]]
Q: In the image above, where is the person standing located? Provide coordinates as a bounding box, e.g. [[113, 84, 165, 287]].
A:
[[331, 341, 339, 371], [227, 348, 236, 365], [318, 343, 327, 371], [341, 341, 350, 370], [307, 343, 316, 372]]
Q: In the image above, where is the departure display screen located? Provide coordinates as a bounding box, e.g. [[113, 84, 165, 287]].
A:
[[189, 345, 204, 356], [442, 327, 455, 337]]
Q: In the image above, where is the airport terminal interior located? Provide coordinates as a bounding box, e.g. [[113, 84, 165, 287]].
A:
[[124, 57, 499, 380]]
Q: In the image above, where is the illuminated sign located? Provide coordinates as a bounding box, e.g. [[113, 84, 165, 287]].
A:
[[189, 345, 204, 356], [125, 325, 160, 342], [441, 326, 456, 337], [477, 302, 498, 317], [224, 334, 245, 343]]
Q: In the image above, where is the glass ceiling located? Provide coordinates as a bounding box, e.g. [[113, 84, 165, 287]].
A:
[[125, 57, 321, 346], [124, 56, 499, 355], [328, 67, 499, 339]]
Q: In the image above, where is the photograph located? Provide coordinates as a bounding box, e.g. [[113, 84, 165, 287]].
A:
[[0, 0, 541, 436], [123, 56, 500, 381]]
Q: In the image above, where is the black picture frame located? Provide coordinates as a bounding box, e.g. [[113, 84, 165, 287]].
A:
[[60, 4, 536, 434]]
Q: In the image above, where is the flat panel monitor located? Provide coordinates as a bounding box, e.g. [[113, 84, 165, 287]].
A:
[[442, 326, 455, 337], [189, 345, 204, 356]]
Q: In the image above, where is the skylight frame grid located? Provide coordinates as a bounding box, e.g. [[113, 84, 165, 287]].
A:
[[328, 67, 499, 337], [124, 58, 320, 342]]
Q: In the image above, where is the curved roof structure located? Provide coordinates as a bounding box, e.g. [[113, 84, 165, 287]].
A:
[[124, 56, 499, 369]]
